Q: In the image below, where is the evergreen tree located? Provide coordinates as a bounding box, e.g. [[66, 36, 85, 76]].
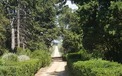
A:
[[0, 2, 9, 54], [72, 0, 122, 62]]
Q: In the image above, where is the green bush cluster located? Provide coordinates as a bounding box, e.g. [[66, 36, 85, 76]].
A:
[[66, 50, 91, 76], [18, 55, 30, 62], [67, 50, 91, 62], [0, 50, 51, 76], [0, 59, 41, 76], [31, 50, 51, 67], [16, 48, 32, 56], [67, 50, 122, 76], [62, 54, 67, 61], [68, 59, 122, 76], [2, 53, 18, 62]]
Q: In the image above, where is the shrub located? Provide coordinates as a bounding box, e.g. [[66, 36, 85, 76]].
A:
[[18, 55, 30, 62], [79, 50, 92, 60], [70, 59, 122, 76], [0, 48, 9, 56], [0, 50, 51, 76], [66, 52, 82, 76], [67, 53, 81, 61], [67, 50, 91, 62], [62, 54, 68, 61], [31, 50, 51, 66], [16, 48, 32, 56], [1, 53, 18, 64], [0, 59, 41, 76]]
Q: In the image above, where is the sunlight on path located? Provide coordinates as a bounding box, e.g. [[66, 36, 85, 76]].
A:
[[51, 45, 62, 57], [35, 60, 67, 76], [35, 45, 68, 76]]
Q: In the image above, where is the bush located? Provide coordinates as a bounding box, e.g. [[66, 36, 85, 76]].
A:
[[18, 55, 30, 62], [70, 59, 122, 76], [0, 50, 51, 76], [0, 48, 9, 56], [62, 54, 67, 61], [31, 50, 51, 66], [67, 53, 81, 61], [67, 50, 91, 62], [0, 59, 41, 76], [16, 48, 32, 56], [1, 53, 18, 64]]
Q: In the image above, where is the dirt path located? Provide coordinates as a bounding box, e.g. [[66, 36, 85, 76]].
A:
[[35, 59, 68, 76]]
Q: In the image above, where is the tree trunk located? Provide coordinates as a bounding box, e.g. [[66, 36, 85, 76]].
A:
[[11, 18, 15, 50], [22, 37, 25, 51], [17, 0, 20, 48]]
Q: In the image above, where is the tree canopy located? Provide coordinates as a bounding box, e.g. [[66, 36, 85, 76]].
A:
[[0, 0, 122, 63]]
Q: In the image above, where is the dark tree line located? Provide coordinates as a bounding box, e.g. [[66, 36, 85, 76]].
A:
[[0, 0, 63, 54], [62, 0, 122, 63]]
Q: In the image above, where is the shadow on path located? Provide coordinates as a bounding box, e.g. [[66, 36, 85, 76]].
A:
[[47, 70, 68, 76], [35, 58, 68, 76]]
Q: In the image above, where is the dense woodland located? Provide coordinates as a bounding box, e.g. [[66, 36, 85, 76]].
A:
[[0, 0, 62, 52], [63, 0, 122, 76], [0, 0, 62, 75], [63, 0, 122, 63], [0, 0, 122, 76]]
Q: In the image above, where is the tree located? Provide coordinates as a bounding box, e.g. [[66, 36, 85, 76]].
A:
[[0, 2, 9, 54], [72, 0, 122, 63], [57, 4, 82, 52], [0, 0, 60, 52]]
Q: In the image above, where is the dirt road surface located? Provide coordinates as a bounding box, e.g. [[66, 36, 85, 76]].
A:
[[35, 59, 68, 76]]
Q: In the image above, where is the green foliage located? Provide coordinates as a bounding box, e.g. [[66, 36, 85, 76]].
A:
[[0, 50, 51, 76], [59, 5, 82, 53], [67, 50, 91, 61], [0, 48, 9, 56], [0, 2, 9, 53], [0, 0, 59, 51], [1, 53, 18, 64], [72, 59, 122, 76], [31, 50, 51, 66], [18, 55, 30, 62], [16, 48, 32, 56], [72, 0, 92, 5], [77, 1, 99, 51], [63, 31, 82, 52], [59, 6, 73, 28], [26, 0, 59, 48], [66, 49, 91, 74], [62, 54, 68, 61], [27, 42, 48, 51], [0, 59, 41, 76], [78, 50, 92, 60], [69, 0, 122, 63], [67, 59, 122, 76], [91, 49, 104, 58]]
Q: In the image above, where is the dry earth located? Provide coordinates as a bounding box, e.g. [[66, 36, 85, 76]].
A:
[[35, 59, 68, 76]]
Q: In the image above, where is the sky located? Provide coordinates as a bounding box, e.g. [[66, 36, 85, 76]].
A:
[[65, 0, 78, 10]]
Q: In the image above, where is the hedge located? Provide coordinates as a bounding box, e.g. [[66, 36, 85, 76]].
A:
[[0, 50, 51, 76], [68, 59, 122, 76], [66, 51, 91, 76], [31, 50, 51, 67], [67, 50, 91, 61], [0, 59, 41, 76]]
